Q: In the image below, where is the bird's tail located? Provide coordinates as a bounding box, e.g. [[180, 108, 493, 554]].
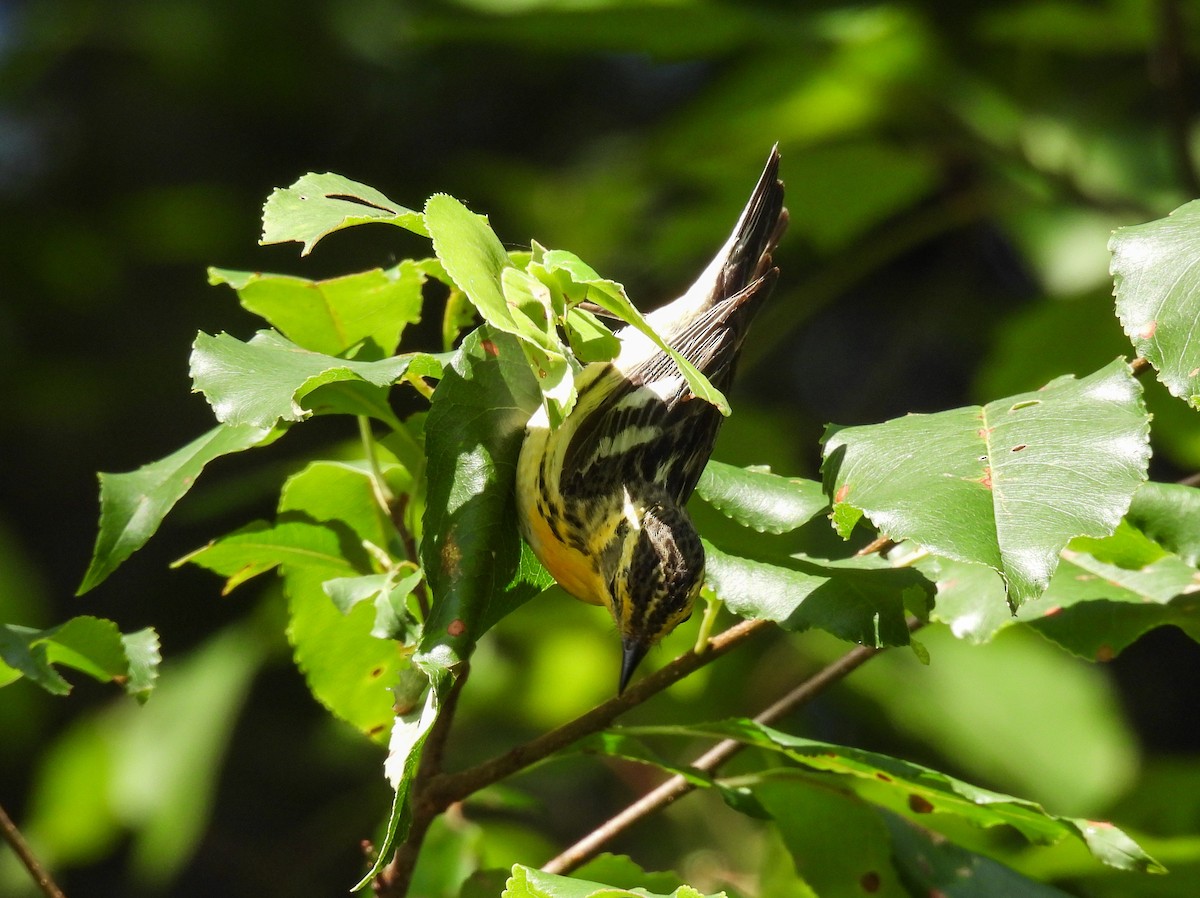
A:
[[659, 147, 789, 331]]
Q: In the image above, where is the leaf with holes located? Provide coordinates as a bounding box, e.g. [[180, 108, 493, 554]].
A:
[[1110, 199, 1200, 410], [261, 172, 426, 254], [822, 360, 1150, 609], [619, 719, 1163, 875]]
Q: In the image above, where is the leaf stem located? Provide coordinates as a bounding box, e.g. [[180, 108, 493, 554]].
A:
[[360, 416, 396, 504], [541, 616, 926, 875], [0, 802, 67, 898], [692, 592, 723, 654]]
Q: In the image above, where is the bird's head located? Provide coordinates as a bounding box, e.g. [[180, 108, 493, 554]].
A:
[[602, 487, 706, 692]]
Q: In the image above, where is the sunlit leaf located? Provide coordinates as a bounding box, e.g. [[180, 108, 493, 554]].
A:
[[823, 360, 1150, 608], [695, 461, 827, 534], [703, 542, 928, 647], [538, 249, 730, 414], [79, 423, 274, 593], [419, 327, 545, 668], [929, 544, 1200, 659], [190, 329, 443, 428], [261, 172, 426, 254], [208, 262, 425, 357], [504, 864, 728, 898], [1110, 200, 1200, 409]]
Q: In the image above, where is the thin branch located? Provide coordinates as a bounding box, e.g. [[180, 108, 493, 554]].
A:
[[0, 802, 66, 898], [542, 617, 926, 875], [428, 618, 772, 808]]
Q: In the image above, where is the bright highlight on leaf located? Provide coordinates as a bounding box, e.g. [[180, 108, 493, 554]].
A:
[[1111, 199, 1200, 410], [822, 359, 1150, 608], [261, 172, 427, 254]]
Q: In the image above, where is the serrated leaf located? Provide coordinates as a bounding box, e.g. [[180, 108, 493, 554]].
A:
[[0, 617, 161, 700], [324, 567, 424, 640], [208, 262, 425, 357], [425, 193, 516, 334], [703, 542, 928, 647], [822, 360, 1150, 608], [190, 329, 443, 428], [80, 422, 274, 593], [272, 462, 415, 738], [261, 172, 427, 255], [355, 666, 450, 891], [504, 864, 728, 898], [623, 719, 1163, 874], [1110, 199, 1200, 409], [418, 328, 544, 668], [928, 545, 1200, 658], [538, 249, 729, 415], [176, 518, 354, 592], [694, 461, 827, 534]]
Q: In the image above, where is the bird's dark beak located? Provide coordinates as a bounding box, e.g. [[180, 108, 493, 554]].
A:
[[619, 637, 650, 694]]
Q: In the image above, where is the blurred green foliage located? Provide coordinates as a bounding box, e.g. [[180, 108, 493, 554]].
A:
[[3, 0, 1200, 896]]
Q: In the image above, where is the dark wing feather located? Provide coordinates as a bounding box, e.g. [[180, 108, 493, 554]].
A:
[[561, 146, 787, 505]]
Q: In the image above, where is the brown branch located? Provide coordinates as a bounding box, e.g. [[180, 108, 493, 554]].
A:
[[428, 618, 772, 808], [542, 617, 926, 875], [0, 802, 66, 898]]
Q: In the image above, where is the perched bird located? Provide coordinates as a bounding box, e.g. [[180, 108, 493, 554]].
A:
[[516, 147, 787, 691]]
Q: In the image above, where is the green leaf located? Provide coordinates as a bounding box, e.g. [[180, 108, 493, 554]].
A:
[[538, 249, 730, 415], [179, 517, 362, 593], [0, 617, 161, 701], [703, 542, 928, 647], [260, 172, 427, 255], [623, 720, 1164, 874], [425, 193, 516, 334], [563, 307, 621, 363], [756, 781, 907, 898], [1125, 481, 1200, 566], [929, 543, 1200, 659], [885, 814, 1077, 897], [355, 666, 450, 891], [418, 327, 544, 668], [822, 360, 1150, 608], [1110, 199, 1200, 409], [324, 567, 424, 640], [275, 461, 413, 739], [504, 864, 728, 898], [208, 262, 425, 357], [79, 422, 274, 593], [694, 461, 828, 534], [190, 329, 443, 428]]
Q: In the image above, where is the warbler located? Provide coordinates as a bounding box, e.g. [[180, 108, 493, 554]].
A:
[[516, 147, 787, 691]]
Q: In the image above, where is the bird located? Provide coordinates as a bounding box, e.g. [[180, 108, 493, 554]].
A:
[[516, 147, 787, 691]]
